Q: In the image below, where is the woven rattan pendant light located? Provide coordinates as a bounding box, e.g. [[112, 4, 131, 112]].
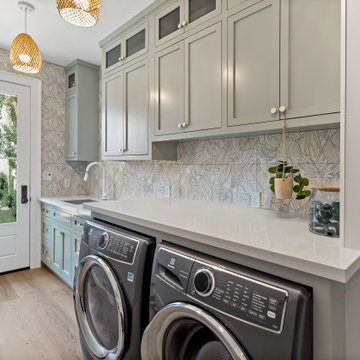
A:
[[10, 1, 42, 74], [56, 0, 101, 27]]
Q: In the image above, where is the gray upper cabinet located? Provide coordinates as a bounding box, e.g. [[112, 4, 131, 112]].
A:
[[155, 22, 222, 135], [155, 0, 221, 47], [184, 22, 222, 132], [280, 0, 340, 120], [65, 59, 99, 162], [103, 23, 148, 75], [155, 42, 185, 135], [228, 0, 280, 126], [102, 60, 149, 160]]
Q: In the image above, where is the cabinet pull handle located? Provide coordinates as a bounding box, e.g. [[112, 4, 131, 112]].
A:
[[270, 107, 278, 114]]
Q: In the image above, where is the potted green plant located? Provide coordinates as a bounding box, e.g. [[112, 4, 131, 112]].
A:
[[268, 107, 311, 200], [268, 162, 311, 200]]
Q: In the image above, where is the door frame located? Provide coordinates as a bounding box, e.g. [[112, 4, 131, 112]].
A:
[[0, 71, 41, 270]]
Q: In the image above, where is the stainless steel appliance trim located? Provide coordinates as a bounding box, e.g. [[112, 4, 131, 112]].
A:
[[73, 254, 125, 360], [141, 302, 248, 360]]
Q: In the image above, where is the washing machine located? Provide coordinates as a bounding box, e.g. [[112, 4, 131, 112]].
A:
[[73, 219, 155, 360], [141, 243, 313, 360]]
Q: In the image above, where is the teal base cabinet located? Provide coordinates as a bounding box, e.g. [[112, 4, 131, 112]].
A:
[[41, 203, 87, 288]]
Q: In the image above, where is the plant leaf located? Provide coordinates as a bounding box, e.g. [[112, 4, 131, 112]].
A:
[[302, 178, 309, 186], [290, 169, 300, 173], [268, 167, 277, 173], [294, 175, 302, 183], [269, 177, 275, 185], [296, 194, 306, 200], [293, 185, 300, 192], [270, 184, 275, 193], [304, 190, 311, 197]]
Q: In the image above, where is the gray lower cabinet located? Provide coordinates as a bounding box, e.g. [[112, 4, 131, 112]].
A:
[[227, 0, 340, 127], [41, 203, 87, 288], [102, 59, 149, 160], [155, 22, 222, 135]]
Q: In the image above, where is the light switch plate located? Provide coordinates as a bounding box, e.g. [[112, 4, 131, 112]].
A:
[[42, 171, 52, 181], [64, 178, 70, 188]]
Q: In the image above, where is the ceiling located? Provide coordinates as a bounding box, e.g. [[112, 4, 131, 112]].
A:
[[0, 0, 156, 66]]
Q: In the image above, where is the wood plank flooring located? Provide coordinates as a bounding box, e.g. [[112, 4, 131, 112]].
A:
[[0, 267, 82, 360]]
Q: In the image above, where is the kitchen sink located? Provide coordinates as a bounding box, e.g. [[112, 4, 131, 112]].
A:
[[62, 199, 98, 205]]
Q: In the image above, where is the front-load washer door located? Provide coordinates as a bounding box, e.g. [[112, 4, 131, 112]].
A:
[[141, 302, 249, 360], [74, 254, 126, 360]]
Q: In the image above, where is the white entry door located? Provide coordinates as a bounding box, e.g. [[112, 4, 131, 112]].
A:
[[0, 80, 30, 273]]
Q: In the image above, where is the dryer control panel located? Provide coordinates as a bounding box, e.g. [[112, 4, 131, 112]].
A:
[[84, 221, 139, 265], [188, 262, 288, 333]]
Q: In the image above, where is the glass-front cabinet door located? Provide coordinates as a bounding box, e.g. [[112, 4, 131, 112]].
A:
[[187, 0, 218, 24], [105, 43, 122, 70], [155, 1, 185, 47]]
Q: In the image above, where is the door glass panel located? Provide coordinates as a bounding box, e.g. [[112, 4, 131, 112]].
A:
[[0, 94, 17, 223], [159, 7, 180, 39], [84, 265, 119, 350], [68, 73, 76, 89], [106, 44, 121, 69], [126, 29, 146, 57], [189, 0, 216, 23]]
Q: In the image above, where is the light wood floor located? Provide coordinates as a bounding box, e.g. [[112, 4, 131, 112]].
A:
[[0, 267, 82, 360]]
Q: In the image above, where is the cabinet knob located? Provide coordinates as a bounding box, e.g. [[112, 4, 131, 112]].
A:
[[182, 122, 188, 128], [178, 123, 182, 128], [279, 105, 287, 113], [72, 152, 77, 155], [178, 23, 182, 29], [182, 21, 187, 27], [270, 107, 278, 114]]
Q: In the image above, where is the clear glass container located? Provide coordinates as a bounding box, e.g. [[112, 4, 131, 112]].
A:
[[309, 186, 340, 237]]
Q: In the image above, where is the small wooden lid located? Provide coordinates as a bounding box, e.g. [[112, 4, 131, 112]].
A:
[[311, 186, 340, 192]]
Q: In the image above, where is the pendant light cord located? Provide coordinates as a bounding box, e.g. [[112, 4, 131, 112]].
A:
[[24, 7, 27, 34]]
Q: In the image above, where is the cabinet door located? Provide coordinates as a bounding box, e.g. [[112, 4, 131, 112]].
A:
[[51, 225, 62, 274], [104, 40, 123, 73], [228, 0, 280, 126], [124, 24, 148, 64], [185, 0, 221, 29], [124, 60, 149, 155], [102, 71, 125, 158], [71, 232, 81, 284], [155, 1, 185, 47], [280, 0, 340, 119], [154, 42, 185, 135], [61, 229, 72, 286], [184, 22, 222, 132], [65, 93, 78, 160]]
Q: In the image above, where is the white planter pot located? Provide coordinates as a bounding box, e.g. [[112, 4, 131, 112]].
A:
[[275, 177, 293, 200]]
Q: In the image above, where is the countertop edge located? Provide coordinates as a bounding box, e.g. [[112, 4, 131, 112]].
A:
[[87, 205, 358, 283]]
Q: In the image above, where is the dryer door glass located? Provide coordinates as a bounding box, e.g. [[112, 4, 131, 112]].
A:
[[84, 265, 119, 349], [141, 302, 249, 360], [74, 255, 126, 360]]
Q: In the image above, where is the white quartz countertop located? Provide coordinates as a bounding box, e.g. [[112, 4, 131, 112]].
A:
[[84, 198, 360, 283], [39, 196, 99, 217]]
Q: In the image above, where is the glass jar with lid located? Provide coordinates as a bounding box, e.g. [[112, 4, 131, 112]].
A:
[[309, 186, 340, 237]]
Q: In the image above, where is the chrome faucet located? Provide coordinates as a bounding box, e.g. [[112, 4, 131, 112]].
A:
[[84, 162, 108, 200]]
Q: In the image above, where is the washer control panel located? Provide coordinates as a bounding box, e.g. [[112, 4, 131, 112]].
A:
[[188, 262, 288, 333], [85, 223, 139, 264]]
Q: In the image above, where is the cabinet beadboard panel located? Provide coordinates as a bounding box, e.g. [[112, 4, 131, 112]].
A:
[[0, 48, 88, 197], [87, 128, 340, 214]]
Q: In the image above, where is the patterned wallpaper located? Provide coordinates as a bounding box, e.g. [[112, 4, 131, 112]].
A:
[[0, 48, 88, 197], [86, 128, 340, 214]]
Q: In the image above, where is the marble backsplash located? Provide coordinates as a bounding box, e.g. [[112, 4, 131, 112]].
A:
[[0, 48, 88, 197], [86, 128, 340, 214]]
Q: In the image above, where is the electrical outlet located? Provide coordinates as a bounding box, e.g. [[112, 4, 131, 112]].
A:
[[42, 172, 52, 181], [64, 178, 70, 188]]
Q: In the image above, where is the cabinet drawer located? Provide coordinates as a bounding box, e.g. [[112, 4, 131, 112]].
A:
[[51, 208, 72, 225], [72, 216, 86, 233]]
